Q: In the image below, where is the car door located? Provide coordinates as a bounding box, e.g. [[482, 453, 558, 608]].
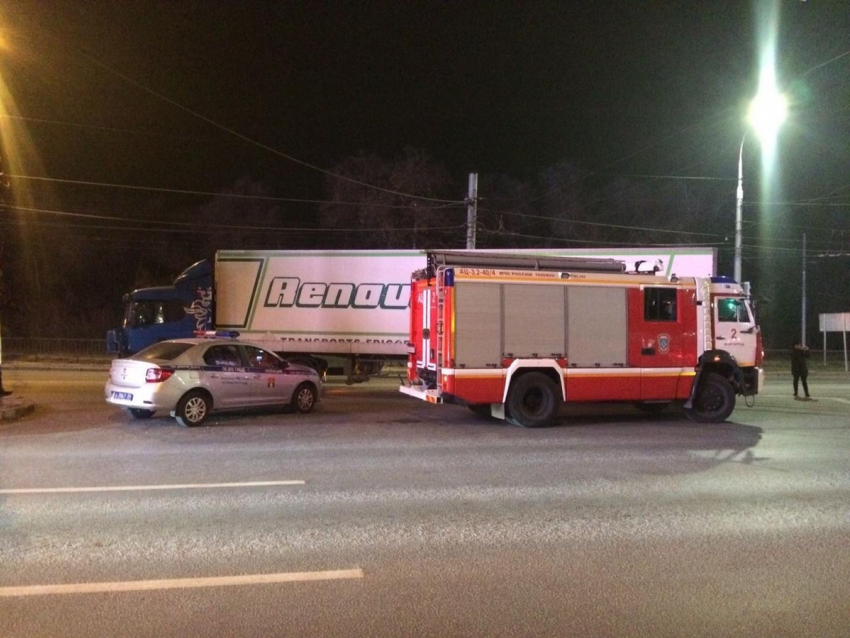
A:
[[713, 296, 758, 366], [201, 344, 251, 408], [242, 345, 293, 406]]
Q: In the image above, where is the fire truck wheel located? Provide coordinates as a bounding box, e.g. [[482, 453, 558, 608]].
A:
[[506, 372, 560, 428], [686, 372, 735, 423]]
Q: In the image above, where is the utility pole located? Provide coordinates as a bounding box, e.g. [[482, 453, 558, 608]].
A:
[[734, 138, 744, 284], [466, 173, 478, 250], [802, 232, 807, 347]]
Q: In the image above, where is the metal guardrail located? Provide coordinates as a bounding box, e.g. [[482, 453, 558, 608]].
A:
[[2, 338, 107, 360]]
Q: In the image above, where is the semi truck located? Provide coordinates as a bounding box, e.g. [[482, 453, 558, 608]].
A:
[[107, 248, 718, 381], [399, 250, 763, 425]]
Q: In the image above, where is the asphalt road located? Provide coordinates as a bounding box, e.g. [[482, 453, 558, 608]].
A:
[[0, 367, 848, 637]]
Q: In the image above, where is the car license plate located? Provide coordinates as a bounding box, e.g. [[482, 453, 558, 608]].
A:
[[112, 391, 133, 401]]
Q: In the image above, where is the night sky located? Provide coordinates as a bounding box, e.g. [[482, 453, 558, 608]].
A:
[[4, 2, 846, 190], [1, 1, 849, 343]]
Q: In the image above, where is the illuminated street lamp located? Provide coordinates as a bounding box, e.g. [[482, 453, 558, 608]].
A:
[[734, 84, 788, 284]]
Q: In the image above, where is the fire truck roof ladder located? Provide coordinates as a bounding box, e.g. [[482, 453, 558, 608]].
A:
[[426, 250, 627, 274]]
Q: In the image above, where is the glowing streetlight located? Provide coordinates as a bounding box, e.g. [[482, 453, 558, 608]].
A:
[[734, 83, 788, 284], [748, 85, 788, 142]]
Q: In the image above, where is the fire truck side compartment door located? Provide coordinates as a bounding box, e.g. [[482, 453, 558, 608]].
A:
[[566, 287, 627, 367], [455, 283, 502, 368], [503, 284, 566, 358]]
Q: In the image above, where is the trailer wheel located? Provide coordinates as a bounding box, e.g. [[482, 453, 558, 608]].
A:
[[506, 372, 560, 428], [175, 391, 211, 427], [685, 372, 735, 423]]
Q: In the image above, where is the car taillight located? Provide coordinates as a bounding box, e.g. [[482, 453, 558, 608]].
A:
[[145, 368, 174, 383]]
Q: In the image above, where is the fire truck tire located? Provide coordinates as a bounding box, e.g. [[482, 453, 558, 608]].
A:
[[506, 372, 560, 428], [686, 372, 736, 423]]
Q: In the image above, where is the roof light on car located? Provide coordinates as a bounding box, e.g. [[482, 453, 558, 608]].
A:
[[145, 368, 174, 383], [194, 330, 241, 339]]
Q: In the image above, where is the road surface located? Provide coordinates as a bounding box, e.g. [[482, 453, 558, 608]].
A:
[[1, 367, 848, 637]]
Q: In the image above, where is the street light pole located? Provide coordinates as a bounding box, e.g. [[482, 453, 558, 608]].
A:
[[735, 83, 787, 285], [735, 137, 745, 284]]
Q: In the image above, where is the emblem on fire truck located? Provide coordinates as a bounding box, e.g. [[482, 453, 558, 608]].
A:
[[658, 334, 671, 354]]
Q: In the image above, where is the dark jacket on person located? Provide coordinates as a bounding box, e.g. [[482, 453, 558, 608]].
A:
[[791, 344, 809, 375]]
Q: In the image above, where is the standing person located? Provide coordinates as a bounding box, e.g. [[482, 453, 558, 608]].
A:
[[791, 340, 811, 400]]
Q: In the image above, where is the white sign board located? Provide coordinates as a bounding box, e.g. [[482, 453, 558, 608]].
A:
[[819, 312, 850, 332], [819, 312, 850, 371]]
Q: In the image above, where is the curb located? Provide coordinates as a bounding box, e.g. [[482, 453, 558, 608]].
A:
[[4, 359, 112, 372], [0, 396, 36, 421]]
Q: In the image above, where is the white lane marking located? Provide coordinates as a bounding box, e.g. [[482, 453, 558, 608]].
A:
[[759, 394, 850, 405], [0, 569, 364, 597], [0, 480, 305, 495]]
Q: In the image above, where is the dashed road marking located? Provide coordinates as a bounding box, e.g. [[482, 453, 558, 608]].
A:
[[0, 569, 364, 597], [0, 480, 305, 495]]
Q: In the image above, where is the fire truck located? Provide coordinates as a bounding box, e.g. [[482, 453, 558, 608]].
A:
[[400, 251, 763, 426]]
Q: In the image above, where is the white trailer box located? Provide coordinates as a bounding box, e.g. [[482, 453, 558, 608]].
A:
[[215, 250, 422, 357], [214, 247, 717, 366]]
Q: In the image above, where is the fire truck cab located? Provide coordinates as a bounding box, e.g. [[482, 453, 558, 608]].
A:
[[400, 251, 763, 427]]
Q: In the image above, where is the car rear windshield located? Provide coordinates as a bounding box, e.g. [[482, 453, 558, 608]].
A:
[[134, 342, 194, 362]]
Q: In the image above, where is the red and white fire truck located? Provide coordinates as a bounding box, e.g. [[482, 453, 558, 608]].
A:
[[400, 251, 763, 427]]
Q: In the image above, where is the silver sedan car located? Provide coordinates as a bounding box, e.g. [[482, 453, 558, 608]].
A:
[[105, 338, 322, 426]]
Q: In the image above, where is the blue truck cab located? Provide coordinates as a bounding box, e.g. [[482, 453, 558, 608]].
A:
[[106, 260, 213, 357]]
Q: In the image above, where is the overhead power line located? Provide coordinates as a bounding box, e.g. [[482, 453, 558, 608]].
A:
[[478, 207, 728, 239], [77, 50, 464, 206], [4, 176, 464, 210], [0, 204, 467, 235]]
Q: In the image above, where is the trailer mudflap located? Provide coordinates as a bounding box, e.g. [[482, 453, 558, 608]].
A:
[[399, 384, 444, 404]]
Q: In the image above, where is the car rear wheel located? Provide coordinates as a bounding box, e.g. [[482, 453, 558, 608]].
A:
[[292, 383, 318, 414], [129, 408, 155, 419], [175, 391, 211, 427]]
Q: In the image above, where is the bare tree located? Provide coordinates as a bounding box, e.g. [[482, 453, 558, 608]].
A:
[[197, 176, 287, 252], [320, 148, 460, 249]]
